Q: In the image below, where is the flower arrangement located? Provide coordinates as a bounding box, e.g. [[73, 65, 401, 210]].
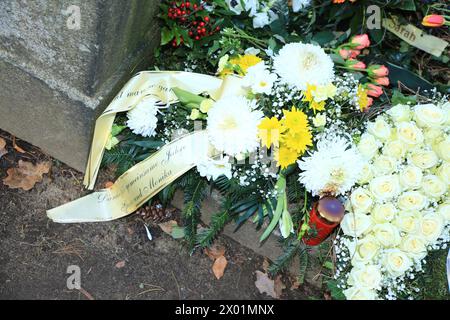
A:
[[333, 100, 449, 300], [73, 0, 450, 301]]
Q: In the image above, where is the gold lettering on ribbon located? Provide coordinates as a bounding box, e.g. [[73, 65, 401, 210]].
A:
[[47, 131, 210, 223]]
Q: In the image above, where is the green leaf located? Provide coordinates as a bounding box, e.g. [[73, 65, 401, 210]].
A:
[[160, 27, 173, 46], [312, 31, 335, 46], [385, 61, 434, 92], [392, 0, 416, 11], [327, 280, 346, 300], [260, 175, 286, 242], [111, 124, 126, 136], [172, 87, 205, 108], [171, 226, 186, 239], [391, 90, 417, 105]]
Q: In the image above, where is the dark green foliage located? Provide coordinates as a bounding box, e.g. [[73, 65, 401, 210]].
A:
[[268, 237, 301, 275], [181, 173, 208, 252]]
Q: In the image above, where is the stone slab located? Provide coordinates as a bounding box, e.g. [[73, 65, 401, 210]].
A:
[[0, 0, 161, 171]]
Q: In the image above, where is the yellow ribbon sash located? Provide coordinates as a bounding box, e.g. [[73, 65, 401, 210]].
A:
[[47, 71, 244, 223], [47, 131, 209, 222]]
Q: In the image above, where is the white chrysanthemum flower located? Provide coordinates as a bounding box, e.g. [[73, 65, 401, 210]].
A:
[[273, 42, 334, 90], [242, 62, 278, 95], [126, 97, 159, 137], [207, 96, 263, 156], [298, 136, 364, 196], [197, 156, 232, 181], [292, 0, 311, 12]]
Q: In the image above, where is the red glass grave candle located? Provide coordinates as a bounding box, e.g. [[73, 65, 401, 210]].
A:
[[302, 196, 345, 246]]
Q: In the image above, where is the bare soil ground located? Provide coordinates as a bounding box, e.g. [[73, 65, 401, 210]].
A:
[[0, 130, 320, 300]]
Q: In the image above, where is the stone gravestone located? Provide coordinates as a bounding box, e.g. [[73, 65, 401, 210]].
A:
[[0, 0, 160, 171]]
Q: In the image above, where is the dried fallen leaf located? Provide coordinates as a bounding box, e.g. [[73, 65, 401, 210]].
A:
[[3, 160, 51, 191], [262, 258, 270, 272], [212, 255, 227, 280], [0, 138, 7, 159], [205, 243, 226, 261], [274, 275, 286, 299], [115, 260, 126, 268], [255, 270, 277, 298], [158, 220, 178, 235], [104, 181, 114, 188]]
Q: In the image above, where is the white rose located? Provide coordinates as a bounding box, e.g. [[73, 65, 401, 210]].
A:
[[347, 265, 382, 290], [414, 104, 446, 128], [387, 104, 411, 122], [382, 249, 413, 278], [371, 203, 397, 223], [399, 165, 423, 190], [423, 128, 443, 145], [437, 202, 450, 222], [383, 139, 406, 160], [367, 116, 392, 141], [351, 235, 380, 266], [436, 162, 450, 185], [397, 122, 424, 146], [357, 162, 373, 185], [372, 223, 401, 247], [397, 191, 427, 211], [341, 212, 373, 237], [435, 135, 450, 162], [421, 175, 447, 199], [357, 134, 380, 160], [393, 211, 420, 234], [409, 149, 439, 170], [373, 155, 398, 175], [419, 213, 444, 243], [343, 286, 378, 300], [369, 175, 401, 202], [350, 188, 373, 214], [400, 235, 427, 261], [443, 101, 450, 125]]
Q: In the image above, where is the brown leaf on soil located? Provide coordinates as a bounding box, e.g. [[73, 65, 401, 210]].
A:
[[255, 270, 277, 298], [0, 137, 7, 159], [104, 181, 114, 188], [205, 243, 226, 261], [12, 136, 26, 153], [115, 260, 126, 268], [212, 255, 227, 280], [2, 160, 51, 191], [158, 220, 178, 234], [262, 258, 270, 272], [274, 275, 286, 299]]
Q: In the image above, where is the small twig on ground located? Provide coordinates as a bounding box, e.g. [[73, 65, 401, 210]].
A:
[[78, 287, 95, 300], [171, 270, 181, 299]]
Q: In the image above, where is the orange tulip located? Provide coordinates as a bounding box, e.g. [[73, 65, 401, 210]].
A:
[[422, 15, 446, 28]]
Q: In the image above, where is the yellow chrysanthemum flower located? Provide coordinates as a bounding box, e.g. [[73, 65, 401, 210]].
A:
[[357, 84, 370, 111], [231, 54, 262, 74], [303, 83, 335, 112], [219, 54, 262, 77], [282, 130, 313, 155], [281, 107, 309, 134], [258, 117, 284, 148], [275, 144, 299, 169]]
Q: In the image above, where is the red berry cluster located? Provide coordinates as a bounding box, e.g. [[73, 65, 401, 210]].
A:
[[166, 1, 220, 47]]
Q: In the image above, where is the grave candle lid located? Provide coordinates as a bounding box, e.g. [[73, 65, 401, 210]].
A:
[[317, 196, 345, 223]]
